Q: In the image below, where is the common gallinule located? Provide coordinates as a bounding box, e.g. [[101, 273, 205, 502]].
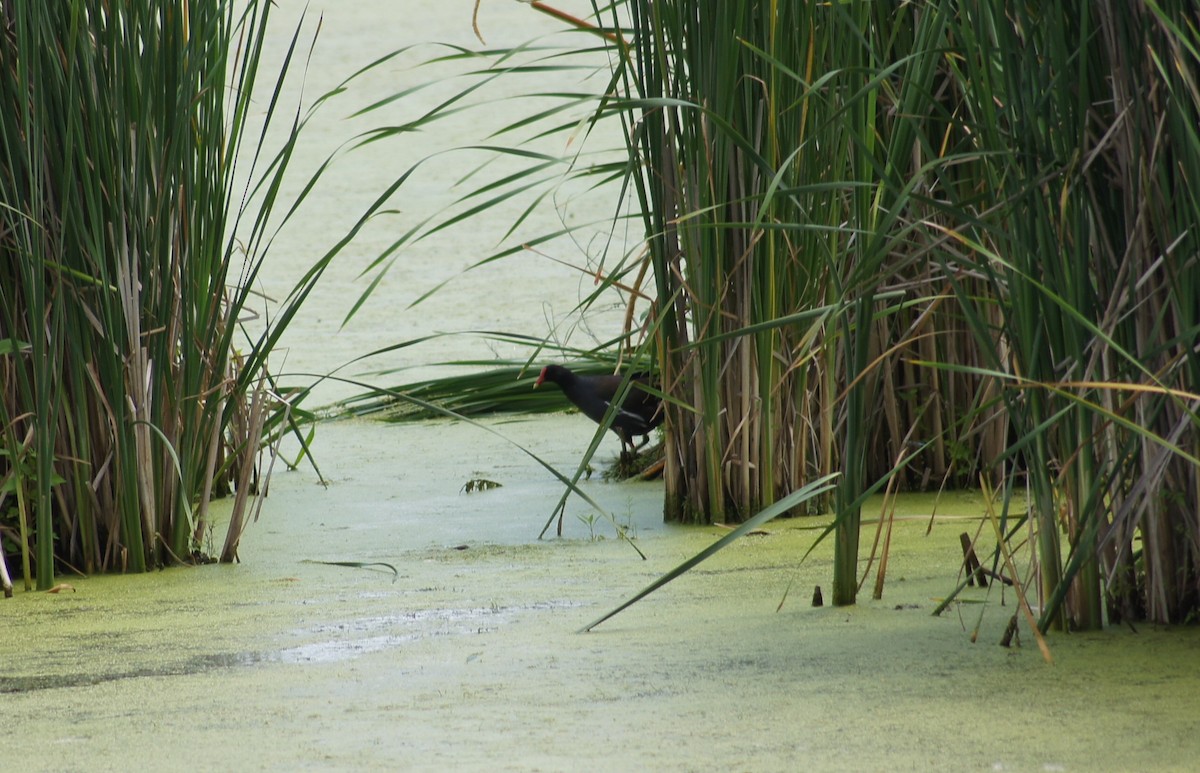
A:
[[535, 364, 663, 458]]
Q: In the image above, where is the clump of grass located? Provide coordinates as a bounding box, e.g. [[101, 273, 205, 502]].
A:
[[601, 442, 662, 481]]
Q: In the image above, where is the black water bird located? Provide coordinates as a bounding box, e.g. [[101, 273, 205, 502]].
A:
[[534, 364, 663, 458]]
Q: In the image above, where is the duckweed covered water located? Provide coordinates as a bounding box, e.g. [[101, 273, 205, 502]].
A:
[[4, 417, 1200, 772]]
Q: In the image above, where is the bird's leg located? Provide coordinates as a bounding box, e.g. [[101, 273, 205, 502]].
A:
[[616, 430, 633, 462]]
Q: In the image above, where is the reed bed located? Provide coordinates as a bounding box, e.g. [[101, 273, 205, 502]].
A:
[[0, 2, 336, 588], [585, 0, 1200, 624]]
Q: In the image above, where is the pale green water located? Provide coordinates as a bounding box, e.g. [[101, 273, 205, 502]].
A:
[[4, 417, 1199, 772]]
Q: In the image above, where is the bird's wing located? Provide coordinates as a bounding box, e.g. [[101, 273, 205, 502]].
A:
[[602, 399, 647, 424]]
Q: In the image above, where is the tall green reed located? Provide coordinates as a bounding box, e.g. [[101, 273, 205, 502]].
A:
[[598, 0, 970, 605], [938, 0, 1200, 627], [0, 2, 363, 587], [596, 0, 1200, 621]]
